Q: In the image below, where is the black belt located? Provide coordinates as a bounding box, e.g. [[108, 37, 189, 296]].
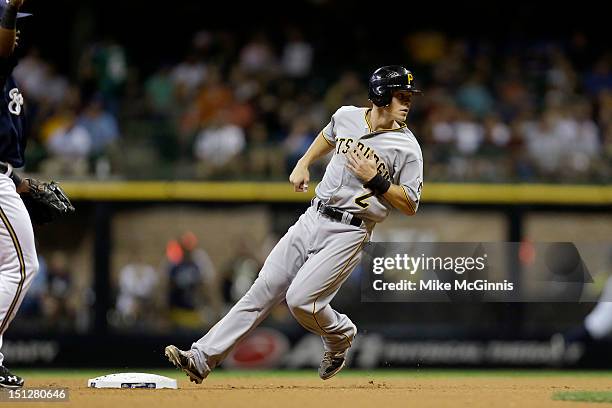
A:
[[316, 200, 363, 227]]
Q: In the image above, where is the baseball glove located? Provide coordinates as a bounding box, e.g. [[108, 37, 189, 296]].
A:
[[21, 178, 75, 225]]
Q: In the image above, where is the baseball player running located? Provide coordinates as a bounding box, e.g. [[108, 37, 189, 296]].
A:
[[0, 0, 73, 389], [166, 65, 423, 382]]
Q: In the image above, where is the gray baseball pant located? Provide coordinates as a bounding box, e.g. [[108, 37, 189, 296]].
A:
[[191, 202, 371, 376]]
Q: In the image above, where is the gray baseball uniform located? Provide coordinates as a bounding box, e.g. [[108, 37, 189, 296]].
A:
[[190, 105, 423, 377]]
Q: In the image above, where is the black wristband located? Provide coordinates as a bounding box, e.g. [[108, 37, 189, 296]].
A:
[[0, 4, 17, 30], [9, 171, 22, 188], [363, 173, 391, 195]]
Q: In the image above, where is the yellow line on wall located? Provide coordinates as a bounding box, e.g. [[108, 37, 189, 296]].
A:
[[423, 183, 612, 205], [60, 182, 316, 202], [58, 181, 612, 205]]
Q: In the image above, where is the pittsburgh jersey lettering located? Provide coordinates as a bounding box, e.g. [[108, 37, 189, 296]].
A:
[[336, 137, 391, 181]]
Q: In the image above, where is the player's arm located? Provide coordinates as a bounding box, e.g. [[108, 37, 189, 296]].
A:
[[345, 148, 419, 216], [0, 0, 27, 192], [381, 185, 417, 215], [0, 0, 23, 57], [289, 132, 335, 192]]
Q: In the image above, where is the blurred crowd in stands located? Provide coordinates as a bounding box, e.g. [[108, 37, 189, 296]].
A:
[[109, 230, 292, 333], [16, 230, 286, 333], [16, 29, 612, 183], [19, 250, 89, 332]]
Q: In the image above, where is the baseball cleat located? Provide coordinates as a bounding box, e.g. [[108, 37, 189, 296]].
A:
[[0, 366, 24, 389], [318, 351, 347, 380], [165, 345, 204, 384]]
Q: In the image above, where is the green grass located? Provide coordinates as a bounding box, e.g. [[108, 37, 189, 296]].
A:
[[553, 391, 612, 403], [15, 368, 612, 379]]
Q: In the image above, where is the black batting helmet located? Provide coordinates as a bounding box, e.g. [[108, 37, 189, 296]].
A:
[[0, 1, 32, 18], [368, 65, 421, 107]]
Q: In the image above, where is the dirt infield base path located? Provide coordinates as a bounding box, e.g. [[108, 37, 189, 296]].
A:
[[9, 371, 612, 408]]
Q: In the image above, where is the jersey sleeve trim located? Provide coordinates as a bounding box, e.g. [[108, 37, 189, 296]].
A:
[[400, 185, 417, 212], [321, 131, 335, 147]]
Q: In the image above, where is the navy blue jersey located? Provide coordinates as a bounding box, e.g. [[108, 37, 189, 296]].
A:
[[0, 57, 27, 167]]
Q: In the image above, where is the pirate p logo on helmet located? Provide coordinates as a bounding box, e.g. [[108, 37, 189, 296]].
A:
[[368, 65, 422, 107]]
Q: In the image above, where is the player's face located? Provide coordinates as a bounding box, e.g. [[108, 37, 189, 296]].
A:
[[389, 91, 413, 122]]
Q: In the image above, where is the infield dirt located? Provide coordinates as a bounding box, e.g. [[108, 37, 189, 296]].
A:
[[10, 374, 612, 408]]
